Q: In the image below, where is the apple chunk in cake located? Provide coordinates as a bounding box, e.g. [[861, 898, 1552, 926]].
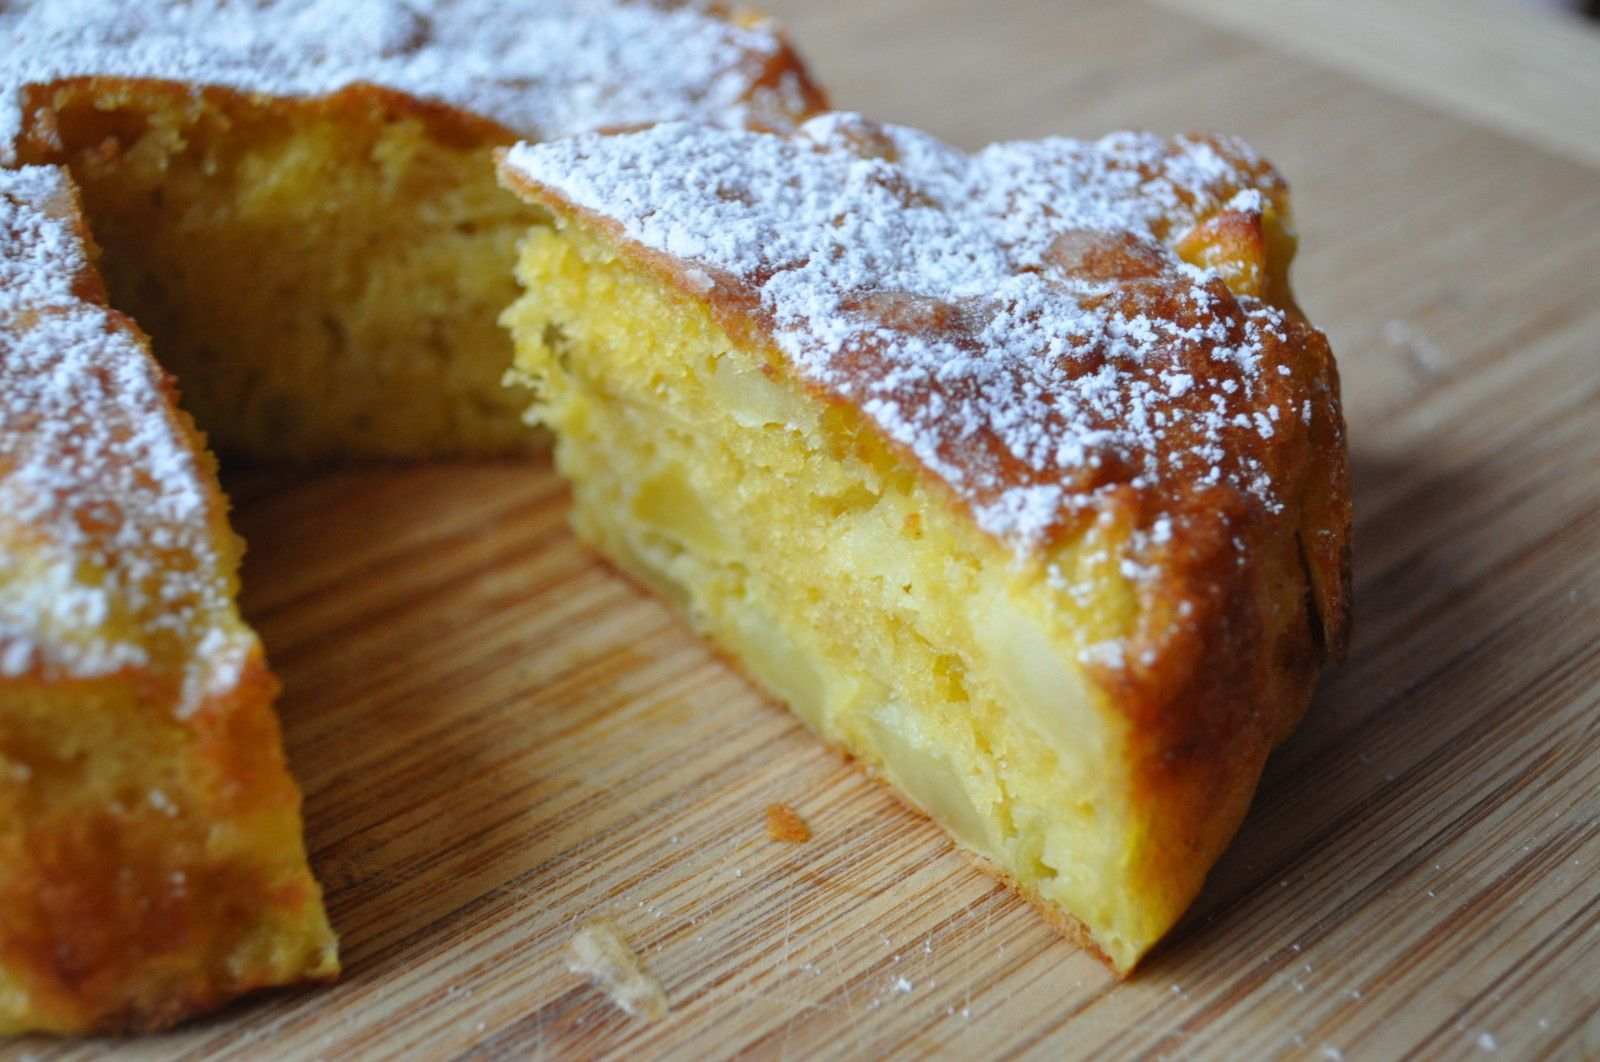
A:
[[496, 114, 1350, 972]]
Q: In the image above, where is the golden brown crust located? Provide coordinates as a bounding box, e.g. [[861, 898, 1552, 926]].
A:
[[499, 123, 1352, 690], [1296, 340, 1354, 661], [2, 0, 830, 163], [12, 78, 512, 168], [6, 1, 828, 166]]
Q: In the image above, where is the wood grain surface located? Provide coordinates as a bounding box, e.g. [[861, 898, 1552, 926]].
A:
[[11, 1, 1600, 1058], [1154, 0, 1600, 170]]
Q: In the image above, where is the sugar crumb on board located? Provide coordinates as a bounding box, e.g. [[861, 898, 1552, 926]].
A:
[[564, 919, 668, 1020], [766, 802, 811, 842]]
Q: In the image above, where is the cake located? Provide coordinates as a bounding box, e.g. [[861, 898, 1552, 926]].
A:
[[497, 113, 1351, 973], [1, 0, 824, 458], [0, 0, 823, 1034], [0, 165, 338, 1034]]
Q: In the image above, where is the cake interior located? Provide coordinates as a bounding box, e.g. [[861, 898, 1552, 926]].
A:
[[0, 659, 338, 1033], [502, 218, 1225, 970], [17, 82, 543, 458]]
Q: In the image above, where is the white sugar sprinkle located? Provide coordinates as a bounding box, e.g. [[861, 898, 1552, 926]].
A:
[[505, 114, 1313, 555], [0, 166, 250, 709], [2, 0, 815, 165]]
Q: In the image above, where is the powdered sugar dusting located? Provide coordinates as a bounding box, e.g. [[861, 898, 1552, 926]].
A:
[[0, 166, 250, 710], [1, 0, 817, 164], [503, 115, 1314, 555]]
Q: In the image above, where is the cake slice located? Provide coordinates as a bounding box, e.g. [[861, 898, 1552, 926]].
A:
[[0, 166, 336, 1034], [2, 0, 823, 458], [497, 114, 1351, 972]]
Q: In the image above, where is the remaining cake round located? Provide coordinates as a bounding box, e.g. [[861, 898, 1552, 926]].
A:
[[2, 0, 824, 457], [0, 0, 823, 1035], [497, 112, 1351, 973]]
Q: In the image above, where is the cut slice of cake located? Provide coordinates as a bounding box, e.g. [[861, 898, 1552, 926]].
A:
[[497, 114, 1351, 972], [2, 0, 824, 458], [0, 166, 336, 1034]]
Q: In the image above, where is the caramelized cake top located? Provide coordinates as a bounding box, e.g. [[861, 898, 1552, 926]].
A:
[[0, 166, 249, 704], [500, 114, 1348, 580], [0, 0, 823, 163]]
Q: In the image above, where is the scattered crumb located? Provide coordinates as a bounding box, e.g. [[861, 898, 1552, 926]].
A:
[[1477, 1031, 1498, 1051], [766, 802, 811, 843], [893, 976, 914, 994], [1383, 318, 1450, 376], [565, 919, 669, 1020]]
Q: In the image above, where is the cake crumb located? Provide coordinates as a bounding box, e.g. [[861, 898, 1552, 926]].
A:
[[766, 803, 811, 843], [565, 919, 668, 1020]]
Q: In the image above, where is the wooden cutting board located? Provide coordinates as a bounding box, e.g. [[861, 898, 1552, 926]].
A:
[[16, 1, 1600, 1057]]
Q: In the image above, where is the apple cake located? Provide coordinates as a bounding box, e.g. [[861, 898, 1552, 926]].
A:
[[497, 113, 1351, 972]]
